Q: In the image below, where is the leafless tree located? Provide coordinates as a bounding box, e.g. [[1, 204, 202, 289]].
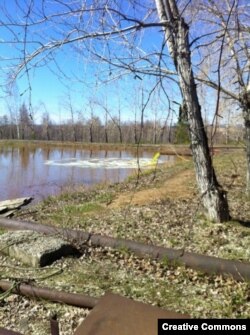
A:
[[155, 0, 229, 221], [0, 0, 234, 220], [19, 102, 34, 140], [62, 93, 78, 142], [41, 111, 52, 141], [190, 0, 250, 194], [92, 98, 123, 143], [5, 85, 21, 139]]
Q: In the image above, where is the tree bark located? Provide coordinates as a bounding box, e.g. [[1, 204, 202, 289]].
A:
[[240, 86, 250, 196], [155, 0, 230, 222], [246, 115, 250, 196]]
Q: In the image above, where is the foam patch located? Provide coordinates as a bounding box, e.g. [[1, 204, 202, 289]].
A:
[[45, 157, 164, 169]]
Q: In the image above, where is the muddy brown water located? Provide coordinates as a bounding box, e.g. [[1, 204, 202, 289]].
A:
[[0, 144, 174, 203]]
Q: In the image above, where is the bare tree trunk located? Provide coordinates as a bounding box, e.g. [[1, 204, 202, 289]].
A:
[[246, 116, 250, 196], [104, 110, 109, 143], [117, 106, 123, 144], [60, 126, 64, 142], [89, 122, 93, 143], [159, 124, 166, 143], [134, 111, 138, 144], [104, 127, 108, 144], [153, 116, 157, 144], [15, 115, 20, 140], [70, 106, 77, 142], [155, 0, 229, 222], [241, 85, 250, 196]]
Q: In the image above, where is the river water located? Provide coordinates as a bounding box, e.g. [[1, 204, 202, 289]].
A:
[[0, 144, 174, 202]]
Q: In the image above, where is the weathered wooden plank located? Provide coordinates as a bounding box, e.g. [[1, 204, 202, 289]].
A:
[[0, 197, 32, 217]]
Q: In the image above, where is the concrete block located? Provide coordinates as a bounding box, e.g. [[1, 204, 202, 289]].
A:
[[0, 230, 80, 267]]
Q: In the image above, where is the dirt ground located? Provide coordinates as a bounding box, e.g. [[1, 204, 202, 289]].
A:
[[110, 169, 195, 207]]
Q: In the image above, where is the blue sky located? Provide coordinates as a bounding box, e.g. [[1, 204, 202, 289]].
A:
[[0, 1, 182, 125], [0, 0, 241, 126]]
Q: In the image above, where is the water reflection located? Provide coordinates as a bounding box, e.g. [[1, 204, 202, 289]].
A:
[[0, 145, 175, 203]]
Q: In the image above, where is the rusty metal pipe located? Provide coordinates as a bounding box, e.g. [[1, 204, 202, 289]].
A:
[[1, 218, 250, 281], [50, 315, 60, 335], [0, 328, 23, 335], [0, 280, 98, 309], [0, 217, 90, 241]]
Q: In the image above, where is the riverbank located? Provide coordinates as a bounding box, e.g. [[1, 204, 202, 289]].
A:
[[0, 150, 250, 334], [0, 139, 245, 155], [0, 139, 193, 156], [16, 150, 250, 261]]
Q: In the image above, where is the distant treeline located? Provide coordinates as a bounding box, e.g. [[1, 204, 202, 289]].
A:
[[0, 103, 244, 145], [0, 116, 175, 144]]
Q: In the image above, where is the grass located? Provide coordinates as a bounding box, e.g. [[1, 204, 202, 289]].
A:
[[63, 202, 103, 214], [0, 228, 6, 235]]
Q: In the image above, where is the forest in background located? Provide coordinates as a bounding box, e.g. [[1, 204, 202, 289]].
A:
[[0, 102, 244, 145]]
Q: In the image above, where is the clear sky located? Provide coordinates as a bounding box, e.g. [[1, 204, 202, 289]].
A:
[[0, 0, 243, 126], [0, 0, 183, 125]]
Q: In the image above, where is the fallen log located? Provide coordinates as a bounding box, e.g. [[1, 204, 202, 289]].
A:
[[0, 217, 250, 281], [0, 280, 98, 309]]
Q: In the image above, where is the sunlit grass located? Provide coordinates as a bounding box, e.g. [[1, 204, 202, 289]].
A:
[[64, 202, 103, 214]]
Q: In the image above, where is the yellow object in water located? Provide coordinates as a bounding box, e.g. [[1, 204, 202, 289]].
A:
[[150, 152, 160, 165]]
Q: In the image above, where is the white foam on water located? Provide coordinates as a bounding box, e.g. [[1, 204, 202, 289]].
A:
[[45, 157, 164, 169]]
